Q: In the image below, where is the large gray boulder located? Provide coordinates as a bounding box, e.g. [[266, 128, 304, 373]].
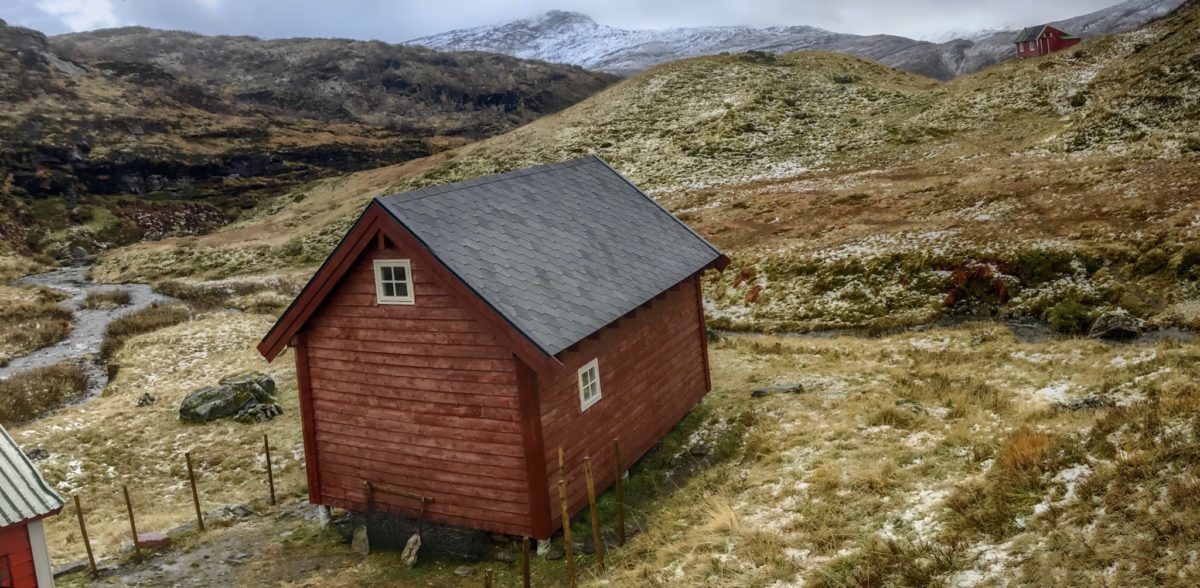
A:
[[179, 371, 279, 423], [1088, 309, 1143, 340], [220, 371, 276, 401]]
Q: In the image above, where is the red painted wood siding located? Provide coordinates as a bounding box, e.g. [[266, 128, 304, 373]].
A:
[[302, 243, 534, 536], [1016, 26, 1080, 58], [0, 524, 35, 588], [538, 274, 710, 531]]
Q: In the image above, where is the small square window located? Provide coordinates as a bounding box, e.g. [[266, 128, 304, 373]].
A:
[[578, 358, 602, 412], [374, 259, 415, 305]]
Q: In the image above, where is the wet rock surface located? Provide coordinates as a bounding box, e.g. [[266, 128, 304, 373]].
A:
[[1089, 309, 1144, 340]]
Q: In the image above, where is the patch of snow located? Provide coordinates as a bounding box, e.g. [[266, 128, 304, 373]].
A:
[[1029, 381, 1073, 404]]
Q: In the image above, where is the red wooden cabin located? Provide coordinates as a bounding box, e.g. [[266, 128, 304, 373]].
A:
[[259, 156, 727, 539], [0, 426, 64, 588], [1014, 25, 1081, 58]]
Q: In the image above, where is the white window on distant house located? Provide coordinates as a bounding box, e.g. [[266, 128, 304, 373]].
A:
[[374, 259, 414, 305], [578, 358, 602, 411]]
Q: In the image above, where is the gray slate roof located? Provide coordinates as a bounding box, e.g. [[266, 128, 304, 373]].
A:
[[1014, 25, 1048, 43], [0, 425, 64, 526], [377, 156, 723, 356]]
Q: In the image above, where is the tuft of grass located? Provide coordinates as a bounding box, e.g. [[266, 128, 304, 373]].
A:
[[996, 428, 1056, 471], [0, 362, 89, 425], [0, 288, 73, 365], [813, 537, 965, 588], [100, 303, 192, 358], [868, 405, 921, 429], [80, 289, 132, 310], [1046, 298, 1093, 335], [155, 279, 298, 314], [944, 428, 1069, 538]]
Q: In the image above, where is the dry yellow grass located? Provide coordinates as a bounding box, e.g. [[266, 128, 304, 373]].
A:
[[12, 312, 306, 565]]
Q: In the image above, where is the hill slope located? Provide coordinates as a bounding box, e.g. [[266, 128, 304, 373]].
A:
[[410, 0, 1184, 79], [98, 0, 1200, 338], [0, 21, 615, 259]]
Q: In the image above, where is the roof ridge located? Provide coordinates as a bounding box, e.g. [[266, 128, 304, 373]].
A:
[[377, 156, 598, 206]]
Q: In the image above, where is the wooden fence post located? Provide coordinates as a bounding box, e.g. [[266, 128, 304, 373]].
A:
[[612, 439, 625, 545], [122, 485, 141, 560], [263, 434, 276, 506], [73, 495, 97, 577], [521, 536, 531, 588], [558, 479, 576, 588], [482, 568, 493, 588], [185, 452, 205, 531], [583, 457, 604, 570]]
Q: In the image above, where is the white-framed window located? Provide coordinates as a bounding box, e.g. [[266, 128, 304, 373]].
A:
[[374, 259, 414, 305], [578, 358, 602, 412]]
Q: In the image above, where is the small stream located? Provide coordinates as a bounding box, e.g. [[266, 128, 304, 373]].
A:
[[0, 266, 175, 398]]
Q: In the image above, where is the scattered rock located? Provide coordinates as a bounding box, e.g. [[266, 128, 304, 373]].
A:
[[546, 546, 565, 560], [351, 526, 370, 555], [52, 561, 89, 578], [136, 532, 171, 550], [401, 533, 422, 568], [24, 448, 50, 461], [537, 539, 552, 557], [493, 549, 516, 563], [688, 444, 710, 457], [454, 565, 475, 577], [895, 399, 926, 415], [573, 540, 594, 555], [179, 371, 279, 423], [751, 383, 805, 398], [136, 393, 156, 407], [227, 553, 253, 565], [234, 402, 283, 423], [1055, 395, 1116, 411], [1089, 309, 1143, 340]]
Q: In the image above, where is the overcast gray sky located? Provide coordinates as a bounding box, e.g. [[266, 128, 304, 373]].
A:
[[5, 0, 1128, 41]]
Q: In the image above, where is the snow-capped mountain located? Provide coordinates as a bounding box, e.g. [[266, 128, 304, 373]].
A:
[[410, 0, 1185, 79]]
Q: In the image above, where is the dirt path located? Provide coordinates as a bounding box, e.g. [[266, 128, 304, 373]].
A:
[[68, 502, 339, 588]]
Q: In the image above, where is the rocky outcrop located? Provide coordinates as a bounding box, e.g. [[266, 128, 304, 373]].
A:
[[1089, 309, 1144, 340], [179, 371, 281, 423], [0, 19, 615, 256]]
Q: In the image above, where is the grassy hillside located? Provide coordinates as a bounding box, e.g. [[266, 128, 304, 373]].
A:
[[20, 3, 1200, 586], [95, 1, 1200, 335]]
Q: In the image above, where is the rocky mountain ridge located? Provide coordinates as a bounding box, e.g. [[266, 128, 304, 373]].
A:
[[410, 0, 1185, 79]]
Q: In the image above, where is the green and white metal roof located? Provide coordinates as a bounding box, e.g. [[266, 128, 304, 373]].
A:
[[0, 425, 64, 526]]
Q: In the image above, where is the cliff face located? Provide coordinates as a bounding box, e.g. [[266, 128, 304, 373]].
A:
[[0, 22, 615, 256]]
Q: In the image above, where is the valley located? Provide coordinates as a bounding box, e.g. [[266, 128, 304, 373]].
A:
[[1, 0, 1199, 586]]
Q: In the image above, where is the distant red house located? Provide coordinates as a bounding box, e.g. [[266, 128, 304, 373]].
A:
[[0, 426, 63, 588], [1014, 25, 1081, 58], [259, 156, 728, 539]]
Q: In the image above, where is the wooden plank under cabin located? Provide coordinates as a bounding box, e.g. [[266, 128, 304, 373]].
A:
[[303, 245, 535, 537], [539, 274, 711, 529]]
